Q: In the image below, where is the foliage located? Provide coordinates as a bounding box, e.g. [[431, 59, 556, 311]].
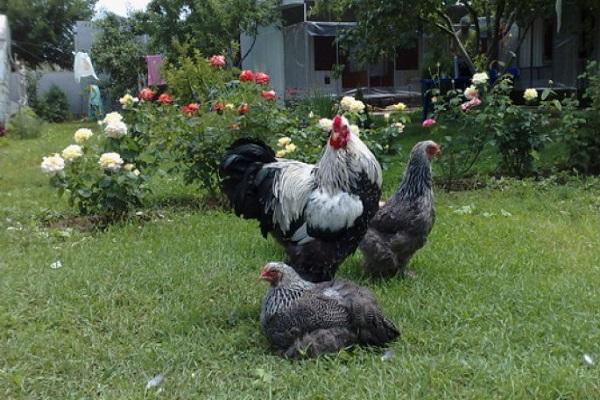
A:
[[7, 106, 43, 139], [559, 61, 600, 174], [134, 0, 280, 65], [0, 0, 97, 67], [35, 85, 70, 122], [41, 117, 149, 217], [91, 13, 147, 103]]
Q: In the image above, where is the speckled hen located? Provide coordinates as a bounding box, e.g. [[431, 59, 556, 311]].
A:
[[259, 262, 399, 358], [220, 116, 382, 282], [359, 140, 440, 278]]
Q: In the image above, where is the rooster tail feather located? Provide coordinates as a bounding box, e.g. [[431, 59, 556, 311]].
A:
[[220, 139, 277, 236]]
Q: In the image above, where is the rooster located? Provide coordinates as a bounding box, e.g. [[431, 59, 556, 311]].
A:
[[220, 115, 382, 282], [259, 262, 399, 358], [359, 140, 440, 278]]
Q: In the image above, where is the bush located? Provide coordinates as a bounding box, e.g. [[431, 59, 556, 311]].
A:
[[36, 85, 70, 122], [7, 107, 44, 139]]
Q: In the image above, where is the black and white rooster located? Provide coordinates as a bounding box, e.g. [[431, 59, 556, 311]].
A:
[[220, 115, 382, 282], [359, 140, 440, 278], [259, 262, 399, 358]]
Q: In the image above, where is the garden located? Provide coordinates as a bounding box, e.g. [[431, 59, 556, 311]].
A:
[[1, 49, 600, 398]]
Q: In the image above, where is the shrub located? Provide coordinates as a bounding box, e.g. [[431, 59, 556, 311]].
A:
[[7, 107, 44, 139], [36, 85, 70, 122], [41, 118, 148, 217]]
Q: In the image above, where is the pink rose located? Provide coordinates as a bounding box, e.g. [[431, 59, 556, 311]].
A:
[[422, 118, 437, 128], [238, 103, 249, 114], [182, 103, 200, 116], [254, 72, 270, 85], [460, 97, 482, 112], [139, 88, 155, 102], [157, 93, 173, 105], [210, 55, 226, 68], [239, 70, 254, 82], [260, 90, 277, 101]]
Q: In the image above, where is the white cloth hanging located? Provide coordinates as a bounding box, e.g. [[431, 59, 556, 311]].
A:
[[73, 52, 98, 83]]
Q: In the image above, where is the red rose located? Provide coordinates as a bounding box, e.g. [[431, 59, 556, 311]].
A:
[[210, 55, 226, 68], [239, 70, 254, 82], [182, 103, 200, 116], [260, 90, 277, 101], [238, 103, 249, 114], [139, 88, 155, 102], [254, 72, 270, 85], [212, 102, 225, 112], [157, 93, 173, 105]]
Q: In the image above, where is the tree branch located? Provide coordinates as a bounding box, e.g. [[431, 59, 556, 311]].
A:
[[435, 10, 476, 74]]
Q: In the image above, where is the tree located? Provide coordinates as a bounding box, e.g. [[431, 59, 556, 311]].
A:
[[0, 0, 97, 68], [133, 0, 280, 65], [91, 13, 147, 102], [313, 0, 596, 74]]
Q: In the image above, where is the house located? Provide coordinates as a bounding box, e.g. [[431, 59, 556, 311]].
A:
[[240, 0, 422, 103]]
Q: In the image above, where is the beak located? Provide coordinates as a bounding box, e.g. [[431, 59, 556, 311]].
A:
[[259, 265, 271, 281], [435, 145, 442, 156]]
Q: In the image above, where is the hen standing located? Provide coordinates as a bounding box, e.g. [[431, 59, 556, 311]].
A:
[[259, 262, 399, 358], [359, 141, 440, 278], [220, 116, 382, 282]]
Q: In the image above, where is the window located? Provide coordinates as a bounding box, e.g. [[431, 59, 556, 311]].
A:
[[314, 36, 337, 71], [395, 41, 419, 70]]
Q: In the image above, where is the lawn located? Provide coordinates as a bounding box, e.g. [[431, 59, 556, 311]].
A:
[[1, 123, 600, 399]]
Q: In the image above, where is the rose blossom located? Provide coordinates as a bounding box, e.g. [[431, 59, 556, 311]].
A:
[[461, 97, 482, 112], [422, 118, 437, 128], [463, 85, 478, 100], [139, 88, 155, 102], [238, 103, 249, 114], [210, 55, 226, 68], [74, 128, 93, 143], [40, 154, 65, 175], [182, 103, 200, 116], [62, 144, 84, 161], [158, 93, 173, 105], [254, 72, 270, 85], [98, 152, 124, 172], [239, 70, 254, 82], [261, 90, 277, 101]]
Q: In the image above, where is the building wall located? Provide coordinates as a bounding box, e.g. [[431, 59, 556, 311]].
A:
[[0, 14, 10, 125], [241, 25, 286, 99]]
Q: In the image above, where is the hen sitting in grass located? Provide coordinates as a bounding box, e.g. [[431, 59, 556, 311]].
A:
[[259, 262, 399, 358], [359, 140, 440, 278]]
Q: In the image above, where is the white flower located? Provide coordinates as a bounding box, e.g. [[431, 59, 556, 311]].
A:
[[41, 154, 65, 175], [464, 85, 478, 100], [98, 152, 124, 171], [275, 149, 287, 158], [74, 128, 93, 143], [104, 121, 127, 138], [318, 118, 333, 131], [390, 102, 406, 111], [523, 88, 538, 102], [123, 163, 135, 172], [392, 122, 405, 134], [383, 113, 390, 120], [61, 144, 83, 161], [349, 124, 360, 137], [277, 137, 292, 147], [308, 111, 314, 118], [472, 72, 489, 85], [340, 96, 365, 113], [133, 169, 140, 176], [101, 112, 123, 125], [119, 94, 138, 109], [285, 143, 297, 153]]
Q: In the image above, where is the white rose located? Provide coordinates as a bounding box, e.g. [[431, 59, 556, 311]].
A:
[[340, 96, 356, 111], [74, 128, 93, 143], [133, 169, 140, 176], [392, 102, 406, 111], [318, 118, 333, 131], [41, 154, 65, 175], [285, 143, 297, 153], [102, 112, 124, 125], [123, 163, 135, 171], [119, 94, 138, 109], [275, 149, 287, 158], [277, 137, 292, 147], [392, 122, 405, 134], [349, 124, 360, 137], [308, 111, 314, 118], [463, 85, 478, 100], [523, 88, 538, 102], [104, 121, 127, 138], [472, 72, 489, 85], [349, 99, 365, 113], [383, 113, 390, 120], [98, 152, 124, 171], [61, 144, 83, 161]]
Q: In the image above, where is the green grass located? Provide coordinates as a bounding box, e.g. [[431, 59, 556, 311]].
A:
[[1, 123, 600, 399]]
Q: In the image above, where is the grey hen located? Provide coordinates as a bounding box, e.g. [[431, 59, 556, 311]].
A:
[[359, 140, 440, 278], [259, 262, 399, 358]]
